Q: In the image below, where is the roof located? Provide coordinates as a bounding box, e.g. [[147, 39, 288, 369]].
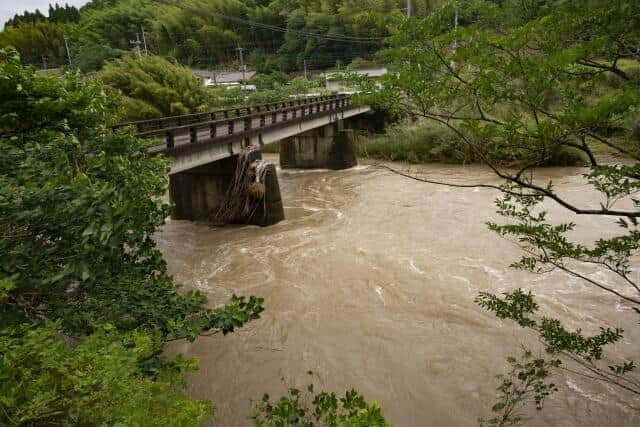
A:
[[324, 67, 388, 79], [192, 69, 257, 83], [214, 70, 257, 83]]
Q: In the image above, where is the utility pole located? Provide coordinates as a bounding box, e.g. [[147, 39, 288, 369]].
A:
[[130, 33, 142, 58], [303, 59, 308, 80], [407, 0, 411, 18], [140, 26, 148, 55], [236, 44, 246, 82], [453, 8, 459, 50], [63, 36, 72, 66]]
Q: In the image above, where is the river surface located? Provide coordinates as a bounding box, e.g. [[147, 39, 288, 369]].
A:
[[159, 155, 639, 426]]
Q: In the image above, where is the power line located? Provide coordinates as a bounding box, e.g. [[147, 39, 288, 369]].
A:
[[153, 0, 386, 44]]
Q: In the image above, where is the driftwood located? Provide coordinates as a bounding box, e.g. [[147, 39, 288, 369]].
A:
[[211, 146, 269, 224]]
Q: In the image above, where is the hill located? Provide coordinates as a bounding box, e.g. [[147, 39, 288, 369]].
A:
[[0, 0, 445, 73]]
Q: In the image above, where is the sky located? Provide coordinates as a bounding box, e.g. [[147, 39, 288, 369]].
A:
[[1, 0, 89, 27]]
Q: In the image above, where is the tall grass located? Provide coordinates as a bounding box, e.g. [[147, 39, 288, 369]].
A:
[[357, 122, 476, 164], [356, 121, 585, 166]]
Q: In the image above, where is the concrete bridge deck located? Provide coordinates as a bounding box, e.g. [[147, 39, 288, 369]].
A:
[[115, 94, 370, 174]]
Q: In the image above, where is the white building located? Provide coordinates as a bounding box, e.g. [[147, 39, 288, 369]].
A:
[[193, 69, 257, 89]]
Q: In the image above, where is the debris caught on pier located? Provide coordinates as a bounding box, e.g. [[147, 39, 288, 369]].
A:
[[211, 146, 269, 224]]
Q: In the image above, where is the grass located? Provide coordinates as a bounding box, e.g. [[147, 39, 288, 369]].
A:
[[356, 122, 476, 164], [356, 121, 586, 166]]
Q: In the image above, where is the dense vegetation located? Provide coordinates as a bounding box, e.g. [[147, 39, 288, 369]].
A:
[[0, 47, 264, 425], [97, 54, 329, 121], [357, 121, 585, 165], [4, 3, 80, 28], [100, 55, 215, 120], [357, 0, 640, 422], [0, 0, 444, 72]]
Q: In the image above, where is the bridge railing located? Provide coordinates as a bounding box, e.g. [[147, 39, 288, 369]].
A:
[[113, 94, 350, 134], [115, 94, 354, 152]]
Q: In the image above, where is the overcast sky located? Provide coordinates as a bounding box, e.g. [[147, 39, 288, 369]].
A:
[[1, 1, 89, 27]]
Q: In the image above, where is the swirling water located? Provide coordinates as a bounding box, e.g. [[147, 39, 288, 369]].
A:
[[158, 156, 639, 426]]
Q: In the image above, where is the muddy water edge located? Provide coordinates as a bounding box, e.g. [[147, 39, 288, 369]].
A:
[[159, 154, 639, 426]]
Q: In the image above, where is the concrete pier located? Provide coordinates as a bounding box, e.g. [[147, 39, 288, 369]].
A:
[[169, 156, 236, 221], [280, 121, 357, 170], [169, 152, 284, 226], [245, 164, 285, 226]]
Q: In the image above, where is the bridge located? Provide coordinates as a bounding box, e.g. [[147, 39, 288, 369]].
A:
[[115, 94, 372, 225]]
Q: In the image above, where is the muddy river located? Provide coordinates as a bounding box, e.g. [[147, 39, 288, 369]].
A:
[[159, 155, 639, 426]]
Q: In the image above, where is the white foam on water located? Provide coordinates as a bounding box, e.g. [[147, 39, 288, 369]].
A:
[[375, 286, 386, 305], [565, 378, 608, 405], [482, 265, 504, 280], [302, 204, 322, 212], [409, 260, 425, 275]]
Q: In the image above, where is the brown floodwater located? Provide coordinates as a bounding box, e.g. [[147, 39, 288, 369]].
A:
[[159, 155, 639, 426]]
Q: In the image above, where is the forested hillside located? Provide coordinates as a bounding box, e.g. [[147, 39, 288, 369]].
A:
[[1, 0, 444, 72]]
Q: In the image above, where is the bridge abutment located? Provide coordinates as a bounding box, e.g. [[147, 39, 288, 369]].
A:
[[280, 121, 357, 170]]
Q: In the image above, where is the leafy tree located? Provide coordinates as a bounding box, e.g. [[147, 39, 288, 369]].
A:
[[251, 382, 390, 427], [4, 10, 47, 28], [0, 20, 71, 67], [99, 54, 214, 120], [356, 0, 640, 421], [0, 47, 262, 425], [75, 43, 126, 73]]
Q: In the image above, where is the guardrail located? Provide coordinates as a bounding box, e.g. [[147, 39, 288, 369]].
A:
[[114, 94, 350, 133], [113, 94, 353, 152]]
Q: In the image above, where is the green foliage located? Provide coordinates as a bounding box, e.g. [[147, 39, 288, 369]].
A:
[[250, 383, 390, 427], [358, 120, 583, 165], [0, 0, 424, 71], [0, 322, 212, 426], [358, 121, 474, 163], [99, 55, 214, 121], [253, 71, 291, 89], [75, 43, 126, 74], [476, 291, 628, 363], [0, 48, 263, 425], [479, 351, 560, 427]]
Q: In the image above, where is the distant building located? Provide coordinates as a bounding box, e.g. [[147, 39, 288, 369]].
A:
[[323, 67, 387, 91], [193, 69, 257, 89]]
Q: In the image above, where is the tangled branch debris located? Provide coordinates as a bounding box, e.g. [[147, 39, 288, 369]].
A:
[[211, 146, 269, 224]]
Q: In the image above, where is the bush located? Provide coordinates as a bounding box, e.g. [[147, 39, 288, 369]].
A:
[[250, 383, 389, 427], [0, 322, 212, 425]]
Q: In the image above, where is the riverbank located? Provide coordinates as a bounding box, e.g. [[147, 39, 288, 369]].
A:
[[356, 121, 593, 166]]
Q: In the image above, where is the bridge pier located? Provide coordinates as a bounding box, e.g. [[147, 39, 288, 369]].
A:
[[280, 121, 357, 170], [169, 152, 284, 226]]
